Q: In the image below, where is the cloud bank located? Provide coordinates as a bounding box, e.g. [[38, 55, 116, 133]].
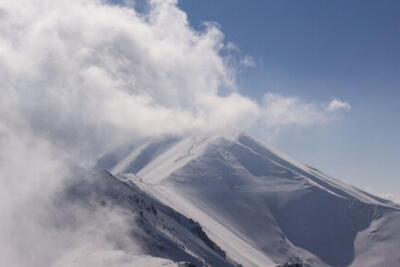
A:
[[0, 0, 261, 163], [0, 0, 351, 266], [0, 0, 351, 161]]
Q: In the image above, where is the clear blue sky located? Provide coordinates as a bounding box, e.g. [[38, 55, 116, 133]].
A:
[[178, 0, 400, 200]]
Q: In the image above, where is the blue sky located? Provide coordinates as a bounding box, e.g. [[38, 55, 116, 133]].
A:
[[179, 0, 400, 200]]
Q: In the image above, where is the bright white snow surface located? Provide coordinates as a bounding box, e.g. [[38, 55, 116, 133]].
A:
[[99, 132, 400, 267]]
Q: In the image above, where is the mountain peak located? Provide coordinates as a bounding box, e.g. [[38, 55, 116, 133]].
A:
[[94, 132, 400, 266]]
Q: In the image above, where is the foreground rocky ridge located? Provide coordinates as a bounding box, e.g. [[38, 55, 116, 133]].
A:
[[62, 169, 236, 266]]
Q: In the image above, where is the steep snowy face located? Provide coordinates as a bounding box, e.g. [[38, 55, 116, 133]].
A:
[[60, 170, 237, 267], [99, 133, 400, 266]]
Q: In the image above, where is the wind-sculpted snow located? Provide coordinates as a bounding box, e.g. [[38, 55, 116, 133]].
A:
[[102, 132, 400, 267]]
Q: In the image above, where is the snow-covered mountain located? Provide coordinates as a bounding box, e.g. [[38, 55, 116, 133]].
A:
[[62, 169, 234, 267], [93, 132, 400, 267]]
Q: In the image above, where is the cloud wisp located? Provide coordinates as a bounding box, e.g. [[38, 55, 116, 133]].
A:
[[260, 93, 351, 129], [326, 99, 352, 112]]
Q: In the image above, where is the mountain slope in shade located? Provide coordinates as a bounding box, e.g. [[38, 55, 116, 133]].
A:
[[99, 132, 400, 267], [60, 170, 238, 266]]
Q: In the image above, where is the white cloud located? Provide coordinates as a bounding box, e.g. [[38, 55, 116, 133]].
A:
[[259, 93, 351, 129], [0, 0, 262, 161], [326, 99, 352, 112], [0, 0, 351, 159], [261, 93, 325, 128]]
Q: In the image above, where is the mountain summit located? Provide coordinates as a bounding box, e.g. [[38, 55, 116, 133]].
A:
[[95, 133, 400, 266]]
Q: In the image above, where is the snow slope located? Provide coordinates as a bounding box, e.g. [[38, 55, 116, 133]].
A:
[[98, 132, 400, 267], [62, 170, 238, 267]]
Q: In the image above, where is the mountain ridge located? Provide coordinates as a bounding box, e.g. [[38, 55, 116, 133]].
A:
[[95, 132, 400, 266]]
